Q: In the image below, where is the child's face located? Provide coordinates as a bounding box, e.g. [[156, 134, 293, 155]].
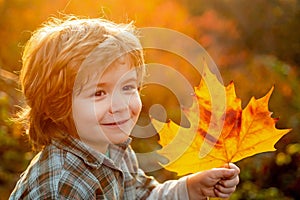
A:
[[72, 55, 142, 153]]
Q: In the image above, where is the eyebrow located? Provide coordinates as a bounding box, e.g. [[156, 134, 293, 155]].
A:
[[80, 70, 139, 95], [95, 77, 138, 88]]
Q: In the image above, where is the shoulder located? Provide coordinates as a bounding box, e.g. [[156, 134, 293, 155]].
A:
[[9, 144, 98, 199]]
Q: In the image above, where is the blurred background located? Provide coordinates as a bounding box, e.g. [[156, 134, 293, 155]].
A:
[[0, 0, 299, 199]]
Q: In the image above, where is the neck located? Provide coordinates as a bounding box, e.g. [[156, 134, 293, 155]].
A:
[[82, 140, 109, 154]]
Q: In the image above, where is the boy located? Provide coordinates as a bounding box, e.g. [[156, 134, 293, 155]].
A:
[[10, 15, 239, 199]]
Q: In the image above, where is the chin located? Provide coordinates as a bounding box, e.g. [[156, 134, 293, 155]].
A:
[[109, 134, 130, 144]]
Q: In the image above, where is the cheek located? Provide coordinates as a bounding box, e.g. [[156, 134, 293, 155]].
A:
[[73, 99, 98, 123], [130, 94, 142, 116]]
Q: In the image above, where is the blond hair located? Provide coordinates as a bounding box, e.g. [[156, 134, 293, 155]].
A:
[[18, 15, 145, 150]]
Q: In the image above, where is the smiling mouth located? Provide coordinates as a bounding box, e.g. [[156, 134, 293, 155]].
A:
[[101, 119, 129, 126]]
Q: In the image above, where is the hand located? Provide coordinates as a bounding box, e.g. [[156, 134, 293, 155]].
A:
[[186, 163, 240, 200]]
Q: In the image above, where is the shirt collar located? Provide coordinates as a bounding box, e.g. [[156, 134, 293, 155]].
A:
[[51, 136, 132, 169], [108, 137, 132, 167]]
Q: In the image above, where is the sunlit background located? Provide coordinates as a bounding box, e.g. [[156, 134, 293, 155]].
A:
[[0, 0, 299, 199]]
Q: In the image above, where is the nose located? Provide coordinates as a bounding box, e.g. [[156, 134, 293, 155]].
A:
[[108, 92, 128, 114]]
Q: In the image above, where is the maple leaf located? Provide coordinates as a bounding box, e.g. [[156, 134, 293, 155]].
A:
[[152, 63, 291, 176]]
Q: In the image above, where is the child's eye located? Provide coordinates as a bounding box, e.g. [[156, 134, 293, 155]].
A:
[[95, 90, 106, 97], [123, 85, 137, 91]]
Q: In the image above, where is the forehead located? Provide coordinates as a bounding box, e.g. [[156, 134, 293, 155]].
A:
[[103, 54, 133, 71], [99, 55, 137, 81], [73, 55, 138, 94], [91, 54, 138, 82]]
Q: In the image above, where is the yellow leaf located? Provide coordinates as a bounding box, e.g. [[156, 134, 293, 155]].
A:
[[152, 64, 291, 176]]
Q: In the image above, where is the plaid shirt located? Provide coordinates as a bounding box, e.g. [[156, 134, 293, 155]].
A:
[[9, 136, 189, 199]]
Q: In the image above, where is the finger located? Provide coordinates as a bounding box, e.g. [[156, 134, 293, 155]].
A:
[[215, 182, 236, 194], [219, 176, 240, 188], [214, 185, 236, 198]]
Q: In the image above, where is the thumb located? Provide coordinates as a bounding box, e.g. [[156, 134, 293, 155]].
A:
[[220, 163, 240, 177], [211, 167, 236, 180], [228, 163, 240, 174]]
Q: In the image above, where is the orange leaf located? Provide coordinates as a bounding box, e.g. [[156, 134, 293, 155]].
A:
[[152, 64, 291, 176]]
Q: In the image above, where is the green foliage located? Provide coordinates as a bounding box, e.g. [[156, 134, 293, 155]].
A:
[[231, 181, 293, 200]]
